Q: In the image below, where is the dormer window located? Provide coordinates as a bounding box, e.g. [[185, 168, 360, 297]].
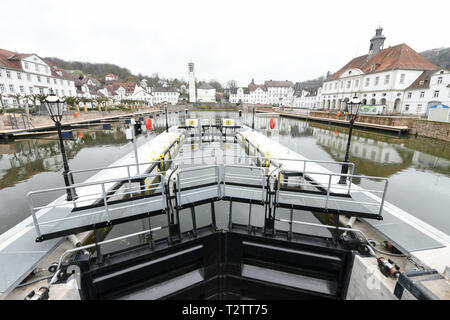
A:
[[419, 80, 424, 85], [348, 71, 352, 75], [371, 64, 375, 71]]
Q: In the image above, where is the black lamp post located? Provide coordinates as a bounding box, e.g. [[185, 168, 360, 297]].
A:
[[164, 103, 169, 132], [44, 89, 77, 200], [338, 95, 361, 184]]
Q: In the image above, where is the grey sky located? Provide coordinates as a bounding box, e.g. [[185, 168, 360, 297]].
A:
[[2, 0, 448, 86]]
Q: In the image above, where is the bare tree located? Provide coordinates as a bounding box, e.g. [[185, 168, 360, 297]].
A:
[[226, 80, 237, 89]]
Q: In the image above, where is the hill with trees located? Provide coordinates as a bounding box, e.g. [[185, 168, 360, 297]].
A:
[[419, 47, 450, 69]]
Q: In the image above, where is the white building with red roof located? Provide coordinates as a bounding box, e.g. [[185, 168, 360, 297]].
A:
[[320, 27, 439, 114], [105, 73, 118, 82], [0, 48, 76, 108]]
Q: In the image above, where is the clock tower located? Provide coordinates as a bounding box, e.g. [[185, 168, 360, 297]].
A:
[[368, 27, 386, 59]]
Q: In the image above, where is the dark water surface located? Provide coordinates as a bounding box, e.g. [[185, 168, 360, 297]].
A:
[[0, 111, 449, 239]]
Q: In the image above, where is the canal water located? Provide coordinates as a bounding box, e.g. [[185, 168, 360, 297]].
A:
[[1, 111, 449, 242]]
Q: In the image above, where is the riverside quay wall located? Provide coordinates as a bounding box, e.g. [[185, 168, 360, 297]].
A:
[[307, 111, 450, 142]]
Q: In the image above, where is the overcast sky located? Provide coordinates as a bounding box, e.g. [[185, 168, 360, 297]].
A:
[[1, 0, 448, 86]]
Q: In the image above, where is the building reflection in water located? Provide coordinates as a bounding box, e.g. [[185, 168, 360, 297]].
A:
[[275, 117, 450, 178]]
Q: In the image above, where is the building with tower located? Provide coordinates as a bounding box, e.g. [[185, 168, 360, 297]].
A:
[[188, 62, 196, 103], [320, 27, 439, 114]]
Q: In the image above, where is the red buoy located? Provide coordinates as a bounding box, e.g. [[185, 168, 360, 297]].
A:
[[146, 118, 152, 130], [269, 118, 276, 129]]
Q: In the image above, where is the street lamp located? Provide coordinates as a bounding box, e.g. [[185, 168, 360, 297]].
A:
[[44, 89, 77, 201], [164, 103, 169, 132], [338, 95, 361, 184]]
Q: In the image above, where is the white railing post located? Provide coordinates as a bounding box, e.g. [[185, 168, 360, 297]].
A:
[[325, 174, 332, 210], [101, 183, 111, 223], [378, 179, 389, 216], [28, 196, 42, 239]]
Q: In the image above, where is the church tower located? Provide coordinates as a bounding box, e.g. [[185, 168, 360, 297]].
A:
[[188, 62, 196, 103], [368, 27, 386, 59]]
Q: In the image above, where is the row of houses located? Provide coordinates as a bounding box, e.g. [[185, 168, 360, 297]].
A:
[[228, 28, 449, 116], [0, 48, 183, 109]]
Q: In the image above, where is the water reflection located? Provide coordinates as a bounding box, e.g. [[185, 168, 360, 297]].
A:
[[1, 111, 449, 237], [276, 117, 450, 178]]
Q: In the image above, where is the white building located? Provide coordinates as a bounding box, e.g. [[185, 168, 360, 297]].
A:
[[264, 80, 294, 106], [0, 48, 76, 108], [188, 62, 196, 103], [152, 87, 180, 105], [130, 85, 153, 105], [248, 84, 268, 104], [320, 27, 439, 114], [293, 87, 321, 109], [105, 73, 118, 82], [402, 69, 450, 115], [229, 87, 249, 104], [197, 83, 216, 103], [229, 81, 292, 105]]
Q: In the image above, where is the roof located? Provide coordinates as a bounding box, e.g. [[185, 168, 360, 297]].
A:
[[80, 76, 101, 87], [0, 48, 73, 80], [198, 83, 215, 90], [325, 43, 439, 81], [152, 86, 178, 92], [264, 80, 294, 87], [230, 87, 249, 94], [249, 84, 267, 92], [405, 70, 433, 91], [111, 82, 136, 94], [303, 87, 319, 96]]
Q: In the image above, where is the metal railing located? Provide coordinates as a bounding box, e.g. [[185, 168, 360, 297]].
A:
[[27, 161, 388, 242], [277, 169, 389, 216], [223, 165, 266, 202], [27, 172, 164, 239]]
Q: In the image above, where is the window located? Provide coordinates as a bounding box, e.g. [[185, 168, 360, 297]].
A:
[[405, 104, 410, 111], [407, 92, 412, 99], [37, 75, 41, 82], [47, 77, 50, 84], [417, 104, 422, 113], [62, 90, 65, 96], [437, 77, 443, 84], [6, 70, 11, 78], [365, 78, 370, 87], [9, 84, 15, 93], [433, 90, 439, 98], [346, 81, 351, 88], [29, 87, 33, 94], [20, 85, 24, 93], [334, 82, 337, 89], [0, 84, 4, 92], [54, 78, 57, 84], [375, 76, 379, 85], [35, 64, 39, 72], [17, 72, 22, 80], [24, 62, 29, 69], [27, 74, 31, 81], [420, 91, 425, 98], [355, 80, 359, 87], [419, 80, 424, 85], [39, 88, 44, 94], [384, 74, 390, 85], [400, 74, 405, 84]]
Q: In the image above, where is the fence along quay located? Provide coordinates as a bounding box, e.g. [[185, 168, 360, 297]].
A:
[[1, 116, 449, 300]]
